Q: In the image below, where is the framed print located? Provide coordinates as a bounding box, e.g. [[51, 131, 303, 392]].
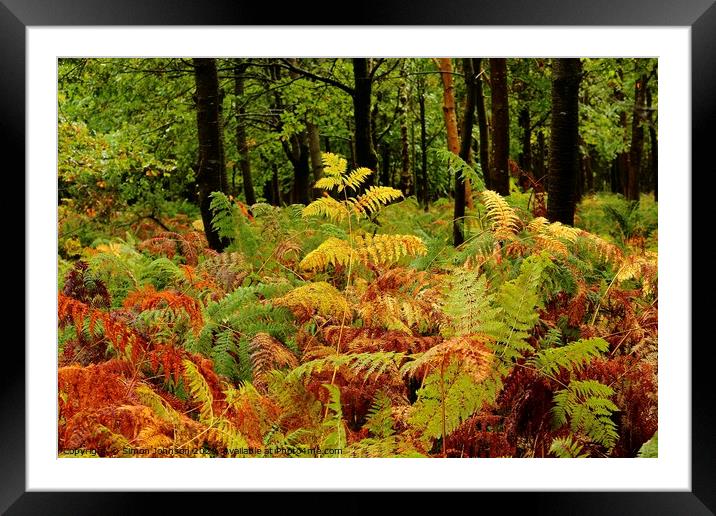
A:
[[6, 0, 713, 513]]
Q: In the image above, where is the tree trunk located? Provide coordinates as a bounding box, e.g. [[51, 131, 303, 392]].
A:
[[627, 73, 648, 201], [234, 60, 256, 206], [418, 79, 429, 210], [547, 58, 582, 226], [436, 58, 466, 246], [646, 85, 658, 201], [352, 58, 379, 179], [518, 106, 532, 192], [380, 144, 391, 187], [490, 58, 510, 196], [474, 58, 491, 190], [455, 58, 479, 244], [535, 129, 546, 187], [193, 58, 228, 251], [398, 71, 412, 196], [307, 121, 324, 196], [613, 66, 629, 196]]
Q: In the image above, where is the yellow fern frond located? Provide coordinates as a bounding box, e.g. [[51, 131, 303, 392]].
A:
[[321, 152, 348, 177], [546, 221, 580, 243], [342, 167, 373, 192], [527, 217, 549, 234], [481, 190, 520, 240], [274, 281, 351, 323], [314, 176, 345, 192], [300, 234, 427, 271], [302, 196, 350, 222], [350, 186, 404, 218], [300, 237, 355, 271]]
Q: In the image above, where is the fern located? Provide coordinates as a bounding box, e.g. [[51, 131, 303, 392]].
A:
[[530, 337, 609, 377], [483, 255, 548, 364], [481, 190, 520, 240], [274, 281, 351, 323], [349, 186, 404, 219], [637, 431, 658, 458], [321, 384, 347, 451], [552, 379, 619, 450], [300, 233, 427, 271], [302, 196, 351, 223], [549, 435, 589, 458], [440, 266, 498, 337], [288, 351, 406, 382], [364, 390, 395, 439], [183, 359, 215, 423], [408, 359, 497, 446], [209, 191, 235, 241]]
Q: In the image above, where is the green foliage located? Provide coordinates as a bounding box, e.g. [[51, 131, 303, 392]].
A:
[[530, 337, 610, 377], [552, 379, 619, 450], [637, 431, 658, 458], [549, 435, 589, 458]]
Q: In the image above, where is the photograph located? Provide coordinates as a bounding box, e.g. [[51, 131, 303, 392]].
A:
[[56, 56, 660, 459]]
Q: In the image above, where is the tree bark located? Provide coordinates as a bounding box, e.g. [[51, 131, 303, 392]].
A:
[[307, 121, 324, 195], [646, 84, 658, 201], [490, 58, 510, 196], [398, 71, 412, 196], [518, 106, 532, 192], [418, 78, 429, 210], [234, 60, 256, 206], [474, 58, 491, 190], [436, 58, 466, 246], [627, 73, 648, 201], [547, 58, 582, 226], [352, 58, 379, 179], [193, 58, 228, 251]]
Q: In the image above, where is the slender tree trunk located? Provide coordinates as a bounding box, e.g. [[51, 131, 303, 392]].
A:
[[193, 58, 228, 251], [614, 66, 629, 196], [398, 71, 412, 196], [535, 130, 546, 187], [455, 58, 479, 244], [627, 73, 648, 201], [418, 79, 429, 210], [474, 58, 490, 190], [352, 58, 379, 180], [436, 58, 466, 246], [307, 121, 323, 197], [547, 58, 582, 226], [490, 58, 510, 196], [234, 60, 256, 206], [518, 107, 532, 192], [646, 85, 658, 201]]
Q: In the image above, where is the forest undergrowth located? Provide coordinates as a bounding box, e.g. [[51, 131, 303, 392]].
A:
[[57, 154, 658, 458]]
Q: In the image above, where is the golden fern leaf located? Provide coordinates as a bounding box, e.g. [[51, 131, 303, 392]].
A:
[[527, 216, 550, 234], [481, 190, 520, 240], [299, 234, 427, 271], [302, 196, 350, 222], [274, 281, 352, 323], [321, 152, 348, 177], [546, 221, 580, 243], [402, 334, 494, 382], [342, 167, 373, 192], [580, 231, 624, 264], [299, 237, 354, 271], [350, 186, 404, 218]]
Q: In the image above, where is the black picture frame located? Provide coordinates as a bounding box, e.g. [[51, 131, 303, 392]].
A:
[[6, 0, 711, 513]]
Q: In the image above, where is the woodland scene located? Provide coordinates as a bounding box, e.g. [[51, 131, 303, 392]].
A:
[[58, 57, 658, 458]]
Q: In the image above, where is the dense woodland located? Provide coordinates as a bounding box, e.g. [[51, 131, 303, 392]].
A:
[[58, 58, 658, 458]]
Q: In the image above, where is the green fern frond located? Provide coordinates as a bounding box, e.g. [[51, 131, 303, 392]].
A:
[[441, 266, 498, 337], [321, 384, 347, 451], [364, 391, 395, 439], [552, 379, 619, 450], [549, 435, 589, 458], [209, 191, 235, 241], [288, 351, 406, 381], [530, 337, 609, 376]]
